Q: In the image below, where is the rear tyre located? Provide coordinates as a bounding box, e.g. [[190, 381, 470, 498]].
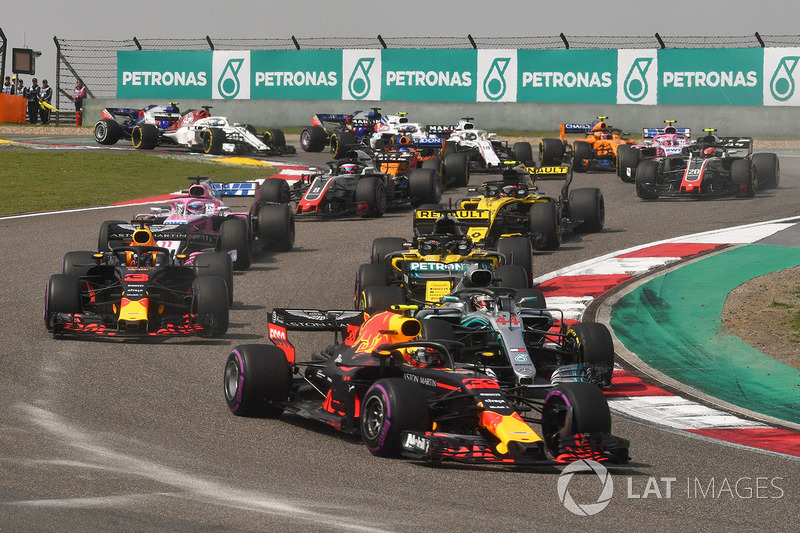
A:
[[355, 177, 387, 218], [224, 344, 291, 417], [45, 274, 82, 330], [752, 153, 779, 190], [94, 119, 122, 145], [98, 220, 126, 252], [616, 145, 640, 183], [635, 160, 660, 199], [496, 236, 533, 283], [541, 382, 612, 458], [330, 131, 357, 159], [132, 123, 159, 150], [443, 152, 469, 187], [218, 218, 252, 270], [528, 201, 561, 250], [194, 252, 233, 306], [300, 126, 327, 152], [203, 127, 226, 155], [256, 203, 295, 252], [572, 141, 592, 172], [564, 322, 615, 387], [513, 142, 534, 164], [62, 251, 97, 277], [493, 265, 529, 289], [358, 286, 405, 314], [539, 138, 564, 166], [731, 159, 756, 198], [569, 188, 605, 233], [370, 237, 407, 264], [258, 178, 291, 204], [193, 276, 230, 337], [408, 168, 442, 207], [361, 378, 430, 458]]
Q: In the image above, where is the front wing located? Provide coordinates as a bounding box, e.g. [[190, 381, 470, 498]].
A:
[[47, 311, 218, 337]]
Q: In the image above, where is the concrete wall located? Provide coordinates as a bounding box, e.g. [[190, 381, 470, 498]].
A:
[[86, 98, 800, 136]]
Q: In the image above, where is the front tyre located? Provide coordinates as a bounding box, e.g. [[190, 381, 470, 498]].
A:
[[361, 378, 430, 457], [193, 276, 230, 337], [218, 218, 252, 270], [355, 177, 387, 218], [256, 203, 295, 252], [635, 160, 660, 199], [752, 152, 780, 190], [203, 127, 226, 155], [541, 382, 612, 459], [131, 123, 159, 150], [224, 344, 291, 417], [569, 188, 605, 233], [300, 126, 326, 152], [528, 201, 561, 250], [408, 168, 441, 207]]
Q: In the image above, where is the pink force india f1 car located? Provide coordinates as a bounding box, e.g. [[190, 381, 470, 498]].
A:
[[98, 177, 295, 273], [616, 120, 692, 182]]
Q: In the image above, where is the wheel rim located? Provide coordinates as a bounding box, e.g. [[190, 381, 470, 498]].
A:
[[300, 130, 310, 149], [224, 359, 240, 402], [203, 132, 212, 153], [541, 393, 570, 455], [95, 123, 106, 140], [362, 395, 386, 441]]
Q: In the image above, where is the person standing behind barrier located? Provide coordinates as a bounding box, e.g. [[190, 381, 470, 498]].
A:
[[1, 76, 12, 95], [27, 78, 40, 124], [14, 78, 25, 97], [72, 79, 87, 125], [39, 79, 53, 124]]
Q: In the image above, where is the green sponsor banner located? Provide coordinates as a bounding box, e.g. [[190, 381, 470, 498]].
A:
[[658, 48, 763, 106], [117, 51, 212, 99], [381, 49, 476, 102], [517, 49, 617, 103], [250, 50, 342, 100]]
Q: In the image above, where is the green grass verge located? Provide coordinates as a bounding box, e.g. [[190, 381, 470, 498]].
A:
[[0, 152, 277, 216]]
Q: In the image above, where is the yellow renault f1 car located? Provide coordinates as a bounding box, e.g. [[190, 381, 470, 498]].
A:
[[354, 215, 534, 312], [414, 162, 604, 251]]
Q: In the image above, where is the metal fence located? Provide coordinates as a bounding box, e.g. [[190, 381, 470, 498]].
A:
[[40, 33, 800, 122]]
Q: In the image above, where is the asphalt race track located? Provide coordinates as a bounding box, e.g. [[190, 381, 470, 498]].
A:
[[1, 138, 799, 531]]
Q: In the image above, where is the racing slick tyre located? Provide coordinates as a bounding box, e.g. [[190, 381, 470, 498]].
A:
[[355, 177, 387, 218], [370, 237, 407, 264], [516, 288, 546, 309], [355, 263, 389, 305], [493, 265, 529, 290], [361, 378, 430, 458], [300, 126, 327, 152], [45, 274, 82, 330], [256, 203, 295, 252], [408, 168, 442, 207], [263, 128, 286, 149], [442, 152, 470, 188], [358, 286, 404, 314], [635, 160, 660, 199], [203, 127, 227, 155], [496, 236, 533, 283], [330, 131, 357, 159], [569, 188, 605, 233], [258, 178, 291, 204], [98, 220, 126, 252], [94, 119, 123, 145], [194, 252, 234, 306], [616, 145, 640, 183], [224, 344, 291, 417], [528, 201, 561, 251], [131, 123, 159, 150], [731, 159, 756, 198], [572, 141, 592, 172], [752, 152, 780, 190], [541, 382, 612, 459], [192, 275, 229, 337], [564, 322, 615, 387], [218, 218, 252, 270], [539, 138, 564, 166], [513, 142, 534, 165], [62, 251, 97, 278]]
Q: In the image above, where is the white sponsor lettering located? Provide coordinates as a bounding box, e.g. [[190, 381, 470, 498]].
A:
[[121, 71, 207, 86], [254, 71, 338, 87], [662, 71, 758, 88], [385, 71, 473, 87], [521, 71, 613, 88]]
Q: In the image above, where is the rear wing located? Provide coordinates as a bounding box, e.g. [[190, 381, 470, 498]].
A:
[[642, 127, 691, 139], [695, 136, 754, 156], [413, 207, 492, 234], [211, 182, 258, 197], [267, 308, 366, 363], [558, 123, 592, 141], [426, 125, 457, 137]]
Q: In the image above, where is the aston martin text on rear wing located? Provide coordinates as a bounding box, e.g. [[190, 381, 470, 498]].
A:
[[269, 309, 366, 331], [414, 208, 492, 227], [108, 223, 190, 241]]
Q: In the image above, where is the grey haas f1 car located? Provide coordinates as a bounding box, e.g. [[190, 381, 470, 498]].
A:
[[223, 308, 629, 466]]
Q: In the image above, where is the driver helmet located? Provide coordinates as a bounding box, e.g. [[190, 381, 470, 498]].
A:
[[500, 184, 518, 197], [340, 163, 357, 174], [465, 132, 477, 141], [703, 147, 716, 158], [472, 294, 495, 313], [187, 201, 205, 215], [398, 147, 410, 152]]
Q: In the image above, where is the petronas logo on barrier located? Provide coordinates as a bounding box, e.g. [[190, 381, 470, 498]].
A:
[[218, 58, 244, 99], [483, 58, 510, 101], [624, 58, 652, 102], [349, 58, 375, 100], [770, 56, 800, 101]]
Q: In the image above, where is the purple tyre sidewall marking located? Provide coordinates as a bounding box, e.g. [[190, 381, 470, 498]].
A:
[[365, 383, 391, 452], [228, 349, 246, 413]]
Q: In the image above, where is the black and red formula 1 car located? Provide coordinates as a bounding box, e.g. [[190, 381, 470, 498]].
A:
[[46, 224, 230, 338], [223, 309, 629, 466]]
